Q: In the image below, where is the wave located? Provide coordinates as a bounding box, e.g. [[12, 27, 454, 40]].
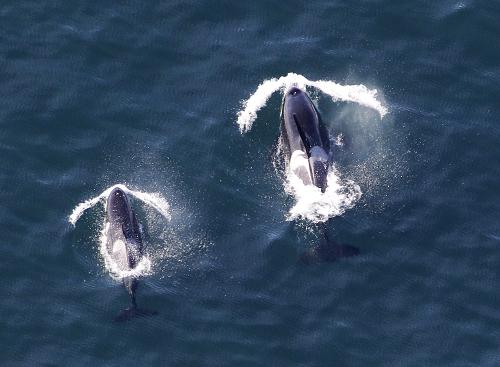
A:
[[69, 183, 171, 226], [236, 72, 388, 133]]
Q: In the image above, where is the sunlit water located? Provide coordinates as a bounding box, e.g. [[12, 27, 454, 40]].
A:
[[1, 1, 500, 366]]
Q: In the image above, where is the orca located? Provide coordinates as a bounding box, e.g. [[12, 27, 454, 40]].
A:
[[280, 86, 331, 192], [106, 187, 157, 321], [280, 87, 359, 263]]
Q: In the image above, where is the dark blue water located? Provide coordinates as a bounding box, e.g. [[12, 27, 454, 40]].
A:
[[1, 1, 500, 366]]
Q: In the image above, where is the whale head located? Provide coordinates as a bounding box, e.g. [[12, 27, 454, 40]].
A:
[[106, 187, 135, 235]]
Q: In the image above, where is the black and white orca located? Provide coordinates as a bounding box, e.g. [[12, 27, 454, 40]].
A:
[[106, 187, 157, 321], [280, 86, 331, 192], [280, 87, 359, 263]]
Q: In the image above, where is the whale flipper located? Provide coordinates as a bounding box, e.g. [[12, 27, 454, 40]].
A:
[[114, 306, 158, 322]]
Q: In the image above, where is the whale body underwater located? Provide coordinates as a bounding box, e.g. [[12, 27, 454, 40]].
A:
[[279, 87, 360, 263], [106, 187, 157, 321]]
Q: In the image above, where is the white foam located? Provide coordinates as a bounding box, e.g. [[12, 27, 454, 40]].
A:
[[99, 222, 153, 280], [68, 195, 102, 226], [285, 166, 362, 223], [68, 183, 171, 226], [69, 184, 171, 280], [236, 72, 388, 133], [334, 133, 345, 147]]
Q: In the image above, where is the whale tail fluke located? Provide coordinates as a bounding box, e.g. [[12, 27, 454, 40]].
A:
[[114, 306, 158, 322], [300, 234, 359, 264]]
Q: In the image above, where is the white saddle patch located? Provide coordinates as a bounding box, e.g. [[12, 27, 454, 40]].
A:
[[289, 150, 313, 186], [111, 239, 129, 271]]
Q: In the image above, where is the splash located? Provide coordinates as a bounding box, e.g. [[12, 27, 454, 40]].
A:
[[99, 222, 153, 280], [273, 139, 362, 223], [334, 133, 345, 147], [236, 72, 388, 133], [69, 184, 171, 280], [69, 183, 171, 226], [285, 167, 362, 223]]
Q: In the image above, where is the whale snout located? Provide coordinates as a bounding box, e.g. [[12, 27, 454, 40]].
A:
[[106, 187, 131, 223], [287, 87, 303, 97], [283, 87, 311, 111], [109, 187, 127, 201], [108, 188, 128, 208]]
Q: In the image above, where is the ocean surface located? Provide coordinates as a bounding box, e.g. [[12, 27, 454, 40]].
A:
[[1, 1, 500, 366]]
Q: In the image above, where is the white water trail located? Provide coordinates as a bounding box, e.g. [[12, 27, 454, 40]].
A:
[[285, 167, 362, 223], [68, 196, 102, 226], [237, 72, 388, 133], [69, 184, 171, 280], [69, 183, 171, 226], [99, 222, 153, 280]]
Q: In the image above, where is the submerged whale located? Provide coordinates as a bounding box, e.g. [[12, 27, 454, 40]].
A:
[[106, 187, 157, 321], [280, 87, 359, 263]]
